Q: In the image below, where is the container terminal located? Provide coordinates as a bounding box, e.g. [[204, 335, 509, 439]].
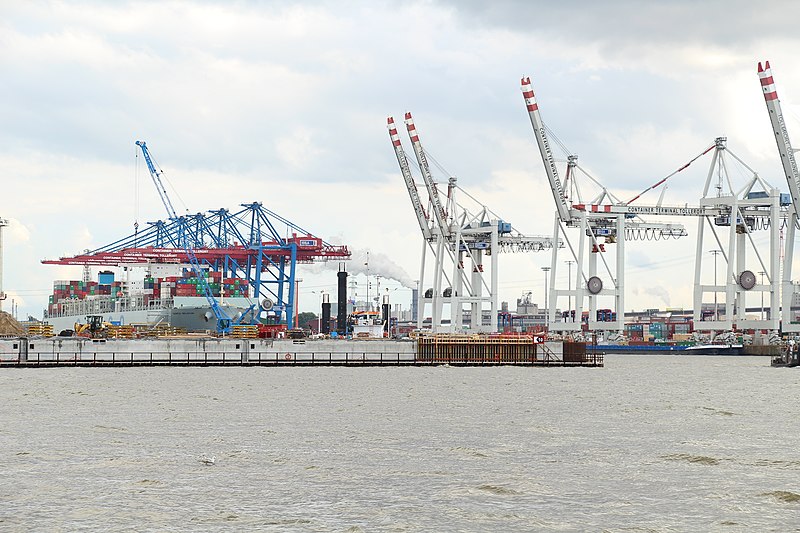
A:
[[5, 63, 800, 365]]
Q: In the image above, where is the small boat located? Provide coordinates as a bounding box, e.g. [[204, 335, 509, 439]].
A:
[[771, 345, 800, 367], [683, 344, 744, 356]]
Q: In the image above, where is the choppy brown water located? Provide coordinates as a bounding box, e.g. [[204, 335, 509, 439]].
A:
[[1, 355, 799, 531]]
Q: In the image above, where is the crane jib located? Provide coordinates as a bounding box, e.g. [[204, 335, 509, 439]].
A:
[[539, 127, 565, 200], [775, 111, 800, 195]]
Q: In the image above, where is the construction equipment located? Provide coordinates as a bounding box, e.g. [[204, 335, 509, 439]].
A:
[[75, 315, 108, 338]]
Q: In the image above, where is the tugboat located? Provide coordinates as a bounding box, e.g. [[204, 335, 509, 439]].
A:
[[771, 341, 800, 367]]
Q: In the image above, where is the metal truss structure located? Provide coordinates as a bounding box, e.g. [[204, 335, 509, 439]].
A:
[[388, 113, 558, 333], [42, 202, 350, 328]]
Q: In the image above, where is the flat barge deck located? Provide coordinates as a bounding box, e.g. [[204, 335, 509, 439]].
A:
[[0, 336, 602, 368]]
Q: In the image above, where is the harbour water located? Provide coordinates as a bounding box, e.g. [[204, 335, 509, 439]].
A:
[[1, 355, 798, 531]]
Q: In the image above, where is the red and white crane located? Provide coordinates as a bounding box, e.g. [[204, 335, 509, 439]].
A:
[[759, 61, 800, 210], [388, 112, 556, 333], [387, 117, 433, 242], [758, 60, 800, 331], [521, 77, 572, 224], [404, 113, 452, 240], [520, 74, 786, 337]]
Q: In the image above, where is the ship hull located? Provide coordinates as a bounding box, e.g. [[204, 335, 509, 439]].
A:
[[46, 296, 254, 334]]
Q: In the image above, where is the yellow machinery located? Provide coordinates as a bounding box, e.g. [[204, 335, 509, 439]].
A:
[[74, 315, 108, 338]]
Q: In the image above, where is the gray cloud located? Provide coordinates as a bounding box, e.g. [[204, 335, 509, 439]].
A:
[[434, 0, 794, 49]]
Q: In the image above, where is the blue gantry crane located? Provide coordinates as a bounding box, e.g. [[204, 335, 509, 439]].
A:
[[43, 143, 350, 331], [135, 140, 236, 333]]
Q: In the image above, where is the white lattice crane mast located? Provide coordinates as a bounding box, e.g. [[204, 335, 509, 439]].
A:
[[521, 77, 572, 224], [404, 113, 452, 239], [758, 61, 800, 212], [758, 60, 800, 330], [402, 112, 454, 330], [388, 117, 433, 241]]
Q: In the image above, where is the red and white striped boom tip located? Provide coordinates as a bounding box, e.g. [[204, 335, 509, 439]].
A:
[[758, 60, 778, 101], [404, 112, 419, 143], [387, 116, 401, 147], [521, 77, 538, 112]]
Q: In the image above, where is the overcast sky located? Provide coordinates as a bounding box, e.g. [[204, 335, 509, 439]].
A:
[[3, 0, 800, 320]]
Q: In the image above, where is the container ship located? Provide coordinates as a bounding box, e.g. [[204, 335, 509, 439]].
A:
[[44, 266, 256, 334]]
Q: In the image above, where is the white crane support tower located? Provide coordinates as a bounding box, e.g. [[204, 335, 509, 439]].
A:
[[388, 113, 556, 333], [758, 60, 800, 331], [692, 137, 786, 334]]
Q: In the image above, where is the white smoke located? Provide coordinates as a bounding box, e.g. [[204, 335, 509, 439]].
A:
[[345, 248, 415, 288], [642, 286, 671, 307], [312, 247, 414, 288]]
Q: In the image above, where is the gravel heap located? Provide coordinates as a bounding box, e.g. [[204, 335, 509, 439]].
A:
[[0, 311, 26, 335]]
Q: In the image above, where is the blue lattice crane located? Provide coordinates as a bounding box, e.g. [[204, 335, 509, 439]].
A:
[[135, 140, 235, 334]]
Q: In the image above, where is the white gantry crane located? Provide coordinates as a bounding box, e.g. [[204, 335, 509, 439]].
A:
[[521, 76, 686, 335], [388, 113, 556, 333], [521, 75, 787, 336], [758, 60, 800, 331], [692, 137, 786, 334]]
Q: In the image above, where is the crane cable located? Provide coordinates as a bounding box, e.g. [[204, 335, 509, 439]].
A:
[[627, 142, 716, 205]]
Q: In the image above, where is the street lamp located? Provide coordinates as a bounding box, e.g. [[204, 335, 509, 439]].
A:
[[709, 250, 721, 321], [565, 260, 574, 321], [541, 266, 551, 327], [311, 290, 327, 334], [294, 277, 303, 328]]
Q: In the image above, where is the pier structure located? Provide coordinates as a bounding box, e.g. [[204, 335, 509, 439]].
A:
[[0, 335, 601, 368]]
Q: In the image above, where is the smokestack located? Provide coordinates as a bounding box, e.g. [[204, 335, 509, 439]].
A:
[[321, 293, 331, 334], [382, 294, 390, 336], [337, 263, 348, 336]]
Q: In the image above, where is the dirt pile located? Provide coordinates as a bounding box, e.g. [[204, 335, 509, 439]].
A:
[[0, 311, 26, 335]]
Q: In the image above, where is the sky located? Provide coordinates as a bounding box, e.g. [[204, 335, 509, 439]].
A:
[[3, 0, 800, 321]]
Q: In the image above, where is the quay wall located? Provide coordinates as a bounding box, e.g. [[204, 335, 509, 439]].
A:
[[0, 337, 597, 367]]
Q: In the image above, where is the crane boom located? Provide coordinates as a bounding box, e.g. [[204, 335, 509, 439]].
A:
[[135, 140, 178, 220], [135, 140, 233, 333], [758, 61, 800, 214], [404, 112, 451, 238], [521, 77, 572, 223], [388, 117, 433, 240]]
